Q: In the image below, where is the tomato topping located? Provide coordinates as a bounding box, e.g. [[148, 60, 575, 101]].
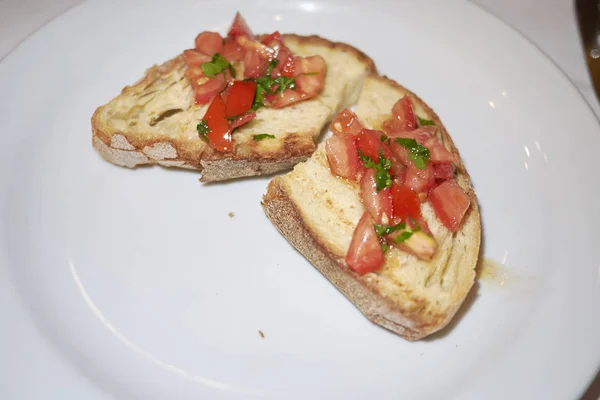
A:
[[330, 109, 363, 136], [346, 212, 385, 275], [242, 49, 268, 78], [194, 32, 224, 56], [404, 164, 435, 194], [427, 140, 457, 163], [385, 96, 416, 132], [183, 49, 211, 67], [236, 35, 275, 60], [294, 56, 327, 97], [229, 112, 256, 130], [269, 89, 310, 108], [221, 38, 244, 62], [433, 162, 455, 180], [390, 183, 421, 220], [224, 80, 256, 117], [356, 129, 389, 160], [429, 180, 470, 232], [227, 12, 255, 39], [203, 95, 232, 152], [360, 169, 393, 224], [325, 133, 360, 180], [193, 74, 227, 105]]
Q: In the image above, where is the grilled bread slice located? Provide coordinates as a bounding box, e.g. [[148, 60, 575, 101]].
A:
[[262, 74, 481, 340], [92, 35, 375, 182]]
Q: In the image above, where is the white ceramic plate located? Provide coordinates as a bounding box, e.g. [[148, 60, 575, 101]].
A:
[[1, 0, 599, 398]]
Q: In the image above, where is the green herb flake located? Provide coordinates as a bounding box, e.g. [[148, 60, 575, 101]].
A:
[[253, 133, 276, 141], [197, 120, 210, 143], [201, 53, 231, 78], [357, 149, 393, 191], [381, 242, 389, 253], [417, 116, 435, 126], [395, 138, 431, 170], [374, 222, 406, 237], [251, 59, 297, 110], [380, 134, 387, 143], [394, 231, 414, 243]]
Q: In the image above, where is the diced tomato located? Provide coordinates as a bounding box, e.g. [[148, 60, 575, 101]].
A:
[[394, 231, 437, 261], [203, 95, 232, 152], [221, 38, 244, 62], [389, 154, 406, 183], [330, 108, 363, 136], [294, 56, 326, 97], [325, 134, 360, 180], [390, 183, 422, 220], [224, 80, 256, 117], [184, 65, 203, 83], [194, 32, 224, 56], [236, 35, 275, 60], [193, 74, 227, 104], [183, 49, 211, 67], [404, 164, 435, 194], [261, 31, 283, 52], [433, 162, 455, 180], [229, 112, 256, 130], [429, 180, 471, 232], [386, 96, 416, 132], [243, 49, 268, 78], [356, 129, 389, 160], [428, 140, 457, 163], [346, 212, 385, 275], [279, 53, 296, 77], [269, 89, 309, 108], [360, 169, 393, 224], [227, 12, 255, 39]]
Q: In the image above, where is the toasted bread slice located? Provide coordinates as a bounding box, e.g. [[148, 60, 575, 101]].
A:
[[262, 75, 481, 340], [92, 35, 375, 182]]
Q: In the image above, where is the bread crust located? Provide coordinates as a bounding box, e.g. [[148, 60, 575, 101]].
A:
[[262, 74, 481, 340], [91, 34, 376, 182]]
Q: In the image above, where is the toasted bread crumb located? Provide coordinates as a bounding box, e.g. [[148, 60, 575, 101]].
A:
[[258, 330, 265, 339]]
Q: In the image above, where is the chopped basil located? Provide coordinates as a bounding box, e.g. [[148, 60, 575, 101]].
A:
[[394, 231, 414, 243], [197, 120, 210, 143], [395, 138, 430, 170], [374, 222, 406, 236], [417, 116, 435, 126], [253, 133, 276, 141], [226, 114, 242, 122], [380, 134, 387, 143], [381, 242, 389, 253], [358, 149, 393, 191], [251, 59, 297, 110], [201, 53, 232, 79]]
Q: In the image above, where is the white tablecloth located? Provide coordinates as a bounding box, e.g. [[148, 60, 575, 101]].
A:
[[0, 0, 598, 398]]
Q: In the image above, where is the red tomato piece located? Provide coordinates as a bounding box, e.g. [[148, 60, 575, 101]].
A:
[[356, 129, 388, 160], [225, 80, 256, 117], [432, 162, 456, 180], [194, 32, 224, 56], [268, 89, 309, 108], [404, 164, 436, 194], [243, 49, 268, 78], [389, 96, 416, 132], [193, 74, 227, 104], [221, 38, 244, 62], [227, 12, 255, 39], [203, 95, 232, 152], [429, 180, 471, 232], [330, 109, 364, 136], [183, 49, 211, 67], [236, 35, 275, 60], [229, 112, 256, 130], [390, 183, 422, 220], [325, 133, 360, 180], [293, 55, 326, 97], [346, 212, 385, 275], [427, 140, 458, 163], [360, 169, 393, 224]]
